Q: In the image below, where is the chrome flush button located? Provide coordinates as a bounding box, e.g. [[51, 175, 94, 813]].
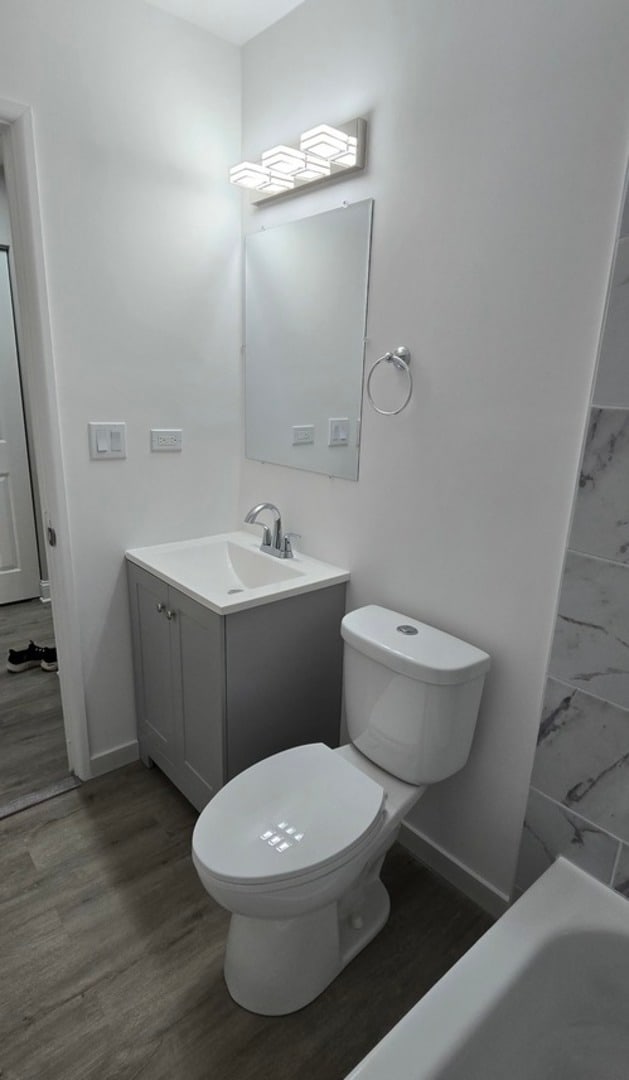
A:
[[397, 624, 418, 635]]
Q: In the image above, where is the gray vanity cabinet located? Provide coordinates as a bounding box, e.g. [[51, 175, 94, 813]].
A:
[[132, 570, 176, 767], [171, 588, 225, 806], [127, 561, 346, 811], [128, 563, 224, 809]]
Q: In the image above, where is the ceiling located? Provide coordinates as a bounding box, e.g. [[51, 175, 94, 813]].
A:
[[143, 0, 306, 45]]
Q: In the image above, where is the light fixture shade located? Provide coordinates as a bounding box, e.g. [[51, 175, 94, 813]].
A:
[[258, 172, 295, 195], [261, 145, 306, 175], [299, 123, 350, 160], [229, 161, 270, 190], [332, 136, 358, 168], [293, 154, 332, 182]]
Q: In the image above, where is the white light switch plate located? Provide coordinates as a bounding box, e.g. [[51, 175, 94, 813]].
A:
[[88, 422, 127, 460], [328, 417, 350, 447]]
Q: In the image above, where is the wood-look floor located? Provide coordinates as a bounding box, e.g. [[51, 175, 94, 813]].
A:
[[0, 762, 492, 1080], [0, 599, 71, 813]]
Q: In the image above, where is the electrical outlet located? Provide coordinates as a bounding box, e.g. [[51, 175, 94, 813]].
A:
[[292, 425, 315, 445], [150, 428, 183, 452]]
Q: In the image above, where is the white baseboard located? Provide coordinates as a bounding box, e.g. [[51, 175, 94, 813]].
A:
[[399, 821, 510, 919], [39, 580, 51, 603], [89, 739, 139, 777]]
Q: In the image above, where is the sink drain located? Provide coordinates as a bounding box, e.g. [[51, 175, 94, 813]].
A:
[[227, 588, 243, 595]]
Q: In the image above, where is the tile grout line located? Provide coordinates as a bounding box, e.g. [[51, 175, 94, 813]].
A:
[[546, 674, 629, 712], [565, 547, 629, 571], [529, 784, 629, 848]]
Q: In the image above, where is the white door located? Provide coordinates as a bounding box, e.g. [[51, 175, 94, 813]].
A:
[[0, 248, 40, 604]]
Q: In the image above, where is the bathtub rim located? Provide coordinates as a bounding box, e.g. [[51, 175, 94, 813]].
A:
[[346, 857, 629, 1079]]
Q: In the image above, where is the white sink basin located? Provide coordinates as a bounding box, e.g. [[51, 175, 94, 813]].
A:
[[126, 531, 349, 614]]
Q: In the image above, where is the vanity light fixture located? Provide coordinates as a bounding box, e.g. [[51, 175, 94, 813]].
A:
[[261, 145, 306, 175], [333, 136, 358, 168], [229, 161, 271, 189], [259, 173, 295, 195], [229, 118, 366, 204], [294, 155, 332, 181], [300, 124, 352, 161]]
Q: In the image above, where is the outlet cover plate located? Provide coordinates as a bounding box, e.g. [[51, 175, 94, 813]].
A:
[[292, 424, 315, 446], [150, 429, 182, 452]]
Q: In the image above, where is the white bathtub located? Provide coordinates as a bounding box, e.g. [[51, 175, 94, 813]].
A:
[[347, 858, 629, 1080]]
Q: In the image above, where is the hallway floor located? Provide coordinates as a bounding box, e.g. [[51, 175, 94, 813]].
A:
[[0, 598, 74, 816], [0, 762, 492, 1080]]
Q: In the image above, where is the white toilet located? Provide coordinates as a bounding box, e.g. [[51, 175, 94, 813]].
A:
[[192, 604, 490, 1016]]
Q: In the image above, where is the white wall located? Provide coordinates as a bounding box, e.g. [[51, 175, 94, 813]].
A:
[[0, 0, 242, 763], [240, 0, 629, 899]]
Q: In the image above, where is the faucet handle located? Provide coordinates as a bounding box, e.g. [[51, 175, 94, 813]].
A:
[[282, 532, 301, 557]]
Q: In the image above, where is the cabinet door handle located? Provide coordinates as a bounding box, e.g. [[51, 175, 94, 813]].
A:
[[156, 602, 165, 613], [166, 609, 177, 621]]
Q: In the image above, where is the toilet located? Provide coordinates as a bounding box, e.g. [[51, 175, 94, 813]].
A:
[[192, 604, 490, 1016]]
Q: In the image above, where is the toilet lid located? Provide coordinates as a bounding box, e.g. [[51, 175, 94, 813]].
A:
[[192, 743, 385, 887]]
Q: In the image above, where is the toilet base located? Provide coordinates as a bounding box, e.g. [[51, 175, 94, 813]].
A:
[[224, 878, 391, 1016], [339, 877, 390, 967]]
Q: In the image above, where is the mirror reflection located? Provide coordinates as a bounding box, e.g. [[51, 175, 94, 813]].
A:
[[244, 199, 373, 480]]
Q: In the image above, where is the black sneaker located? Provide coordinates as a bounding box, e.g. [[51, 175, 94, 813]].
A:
[[7, 641, 58, 673]]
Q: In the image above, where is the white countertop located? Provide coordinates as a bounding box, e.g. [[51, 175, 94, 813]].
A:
[[125, 530, 350, 615]]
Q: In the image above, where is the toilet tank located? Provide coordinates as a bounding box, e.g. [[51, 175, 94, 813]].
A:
[[341, 605, 490, 786]]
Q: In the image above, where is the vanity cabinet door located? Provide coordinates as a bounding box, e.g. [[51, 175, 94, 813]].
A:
[[128, 564, 176, 769], [224, 584, 345, 779], [169, 587, 225, 810]]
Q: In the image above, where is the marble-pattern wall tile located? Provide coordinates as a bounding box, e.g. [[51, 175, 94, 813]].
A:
[[532, 678, 629, 840], [613, 844, 629, 896], [593, 237, 629, 407], [517, 180, 629, 903], [515, 787, 619, 894], [549, 551, 629, 709], [569, 408, 629, 562]]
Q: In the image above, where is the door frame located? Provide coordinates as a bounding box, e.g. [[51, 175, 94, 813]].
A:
[[0, 97, 90, 779]]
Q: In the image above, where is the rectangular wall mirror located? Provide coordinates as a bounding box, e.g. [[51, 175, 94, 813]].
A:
[[244, 199, 373, 480]]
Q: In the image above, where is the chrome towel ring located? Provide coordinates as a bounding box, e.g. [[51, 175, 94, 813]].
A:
[[366, 346, 413, 415]]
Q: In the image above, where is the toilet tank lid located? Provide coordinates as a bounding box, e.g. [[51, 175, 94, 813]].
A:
[[341, 605, 490, 685]]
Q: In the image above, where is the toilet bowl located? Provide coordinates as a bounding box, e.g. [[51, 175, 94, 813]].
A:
[[192, 605, 490, 1015]]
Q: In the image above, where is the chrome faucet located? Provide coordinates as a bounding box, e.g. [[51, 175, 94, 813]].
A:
[[244, 502, 298, 559]]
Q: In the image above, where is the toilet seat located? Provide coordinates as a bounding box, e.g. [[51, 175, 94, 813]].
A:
[[192, 743, 385, 890]]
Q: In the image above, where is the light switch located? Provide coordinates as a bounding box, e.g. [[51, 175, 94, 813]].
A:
[[328, 418, 350, 447], [88, 422, 127, 460]]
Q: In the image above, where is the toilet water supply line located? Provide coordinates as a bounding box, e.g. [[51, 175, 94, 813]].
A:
[[366, 346, 413, 415]]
